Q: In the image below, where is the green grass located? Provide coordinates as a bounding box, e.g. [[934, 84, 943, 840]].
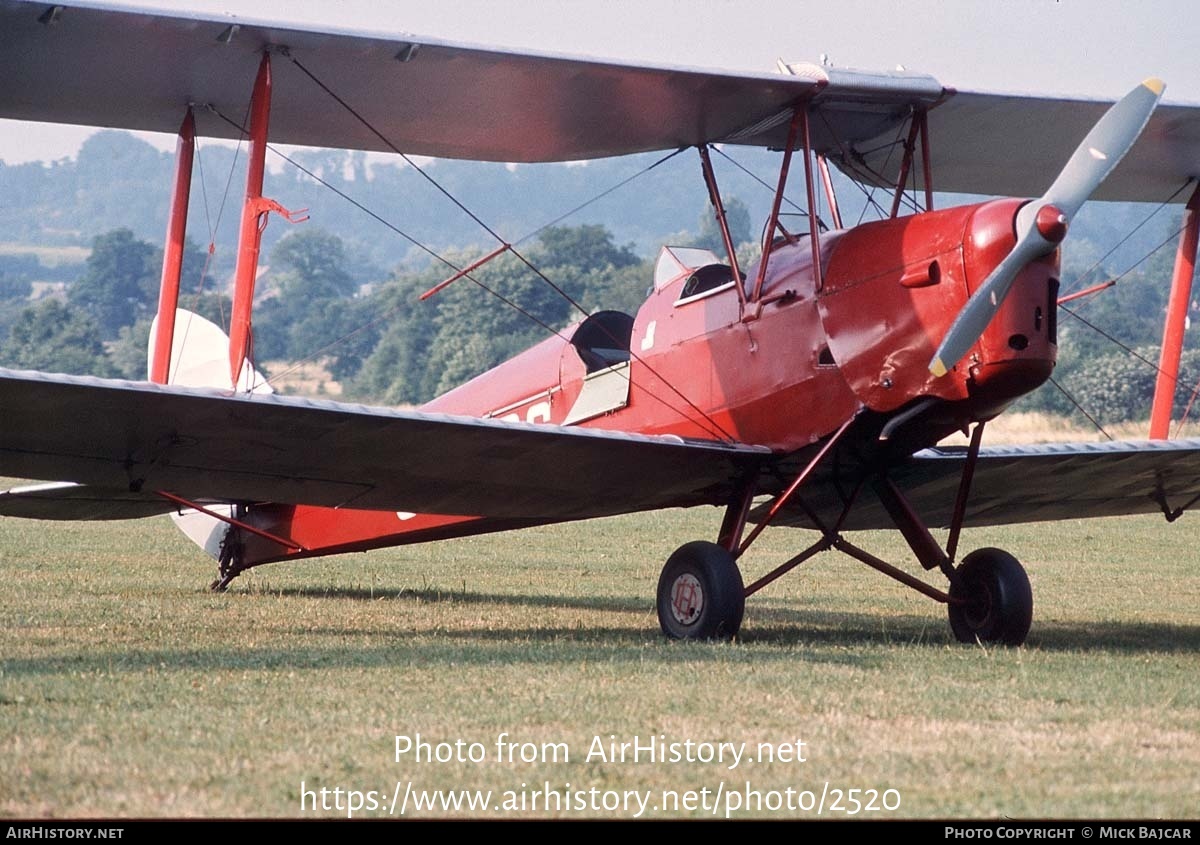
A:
[[1, 507, 1197, 818]]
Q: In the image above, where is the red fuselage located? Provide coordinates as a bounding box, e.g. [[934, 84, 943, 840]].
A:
[[237, 198, 1059, 565]]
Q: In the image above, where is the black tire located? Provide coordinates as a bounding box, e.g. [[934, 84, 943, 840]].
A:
[[656, 541, 745, 640], [948, 548, 1033, 645]]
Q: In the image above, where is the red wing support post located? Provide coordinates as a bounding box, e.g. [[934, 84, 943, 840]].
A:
[[227, 53, 308, 390], [149, 109, 195, 385], [889, 110, 935, 218], [1149, 181, 1200, 438]]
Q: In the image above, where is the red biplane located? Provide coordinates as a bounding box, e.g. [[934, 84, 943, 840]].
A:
[[2, 1, 1200, 646]]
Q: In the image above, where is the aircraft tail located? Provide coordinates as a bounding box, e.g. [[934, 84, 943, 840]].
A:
[[148, 308, 273, 394], [149, 309, 273, 561]]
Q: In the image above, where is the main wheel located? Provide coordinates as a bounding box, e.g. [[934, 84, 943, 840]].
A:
[[656, 541, 745, 640], [948, 548, 1033, 645]]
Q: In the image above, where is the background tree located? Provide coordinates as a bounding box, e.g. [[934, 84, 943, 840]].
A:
[[253, 228, 360, 362], [0, 299, 113, 376], [271, 228, 357, 302], [348, 224, 657, 404], [68, 228, 156, 339], [693, 196, 752, 255]]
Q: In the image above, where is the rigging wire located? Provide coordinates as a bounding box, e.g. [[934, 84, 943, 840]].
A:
[[513, 147, 687, 247], [1061, 199, 1192, 318], [166, 122, 245, 384], [207, 106, 731, 439], [1058, 179, 1191, 299], [1050, 205, 1199, 432], [1055, 216, 1196, 386], [831, 108, 928, 223], [1173, 376, 1200, 438], [850, 122, 915, 225], [206, 106, 566, 338], [707, 145, 823, 230], [1047, 375, 1113, 440], [1059, 305, 1163, 373], [263, 144, 729, 439], [285, 55, 738, 441]]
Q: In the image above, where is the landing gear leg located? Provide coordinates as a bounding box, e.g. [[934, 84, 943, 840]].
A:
[[210, 524, 246, 592]]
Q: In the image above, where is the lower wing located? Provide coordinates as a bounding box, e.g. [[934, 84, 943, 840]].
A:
[[0, 368, 767, 522], [755, 439, 1200, 530]]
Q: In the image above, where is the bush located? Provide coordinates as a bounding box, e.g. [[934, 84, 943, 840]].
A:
[[1050, 347, 1200, 424]]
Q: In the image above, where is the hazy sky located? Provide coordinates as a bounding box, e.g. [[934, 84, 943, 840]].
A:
[[2, 0, 1198, 163]]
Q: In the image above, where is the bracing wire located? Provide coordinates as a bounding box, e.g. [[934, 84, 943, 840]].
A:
[[1048, 376, 1113, 440], [208, 102, 733, 439], [285, 56, 738, 441], [1058, 179, 1192, 299]]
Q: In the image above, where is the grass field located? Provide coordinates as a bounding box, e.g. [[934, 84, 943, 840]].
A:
[[1, 504, 1198, 819]]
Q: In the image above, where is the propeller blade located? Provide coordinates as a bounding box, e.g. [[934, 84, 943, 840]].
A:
[[929, 237, 1045, 378], [1041, 78, 1164, 221], [929, 78, 1164, 378]]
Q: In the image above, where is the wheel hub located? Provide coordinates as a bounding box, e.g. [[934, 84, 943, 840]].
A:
[[669, 573, 704, 625]]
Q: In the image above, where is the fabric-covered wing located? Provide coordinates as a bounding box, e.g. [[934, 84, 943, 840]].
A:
[[0, 0, 824, 161], [755, 439, 1200, 531], [4, 1, 1198, 198], [828, 90, 1200, 203], [0, 0, 1001, 167], [0, 482, 182, 520], [0, 369, 767, 521]]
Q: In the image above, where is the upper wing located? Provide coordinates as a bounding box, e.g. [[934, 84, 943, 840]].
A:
[[0, 368, 766, 521], [4, 1, 1198, 197], [832, 90, 1200, 203], [755, 439, 1200, 531], [0, 0, 822, 161]]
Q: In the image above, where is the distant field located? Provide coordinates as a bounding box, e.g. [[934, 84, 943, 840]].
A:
[[1, 502, 1197, 819], [940, 411, 1200, 445], [0, 243, 88, 268]]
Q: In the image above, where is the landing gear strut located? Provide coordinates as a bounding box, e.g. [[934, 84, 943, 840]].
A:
[[654, 417, 1037, 646], [210, 525, 246, 592]]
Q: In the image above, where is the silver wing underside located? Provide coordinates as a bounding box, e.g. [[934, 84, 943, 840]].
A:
[[755, 439, 1200, 531]]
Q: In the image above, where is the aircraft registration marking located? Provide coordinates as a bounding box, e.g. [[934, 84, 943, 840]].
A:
[[500, 401, 553, 425]]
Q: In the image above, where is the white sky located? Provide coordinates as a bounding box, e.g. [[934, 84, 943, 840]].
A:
[[1, 0, 1198, 163]]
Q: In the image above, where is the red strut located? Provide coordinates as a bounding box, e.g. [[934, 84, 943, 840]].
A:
[[1149, 183, 1200, 439], [228, 54, 272, 388], [150, 109, 195, 385]]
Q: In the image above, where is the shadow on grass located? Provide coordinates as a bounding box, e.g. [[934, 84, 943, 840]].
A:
[[232, 585, 1200, 653], [256, 585, 648, 614], [10, 610, 1199, 680], [1026, 619, 1200, 652], [750, 606, 1200, 652], [2, 630, 879, 676]]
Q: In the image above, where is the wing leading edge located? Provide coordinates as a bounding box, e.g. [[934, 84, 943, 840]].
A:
[[0, 368, 767, 521]]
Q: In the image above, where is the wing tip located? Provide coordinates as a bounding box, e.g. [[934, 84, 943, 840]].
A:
[[1142, 77, 1165, 97]]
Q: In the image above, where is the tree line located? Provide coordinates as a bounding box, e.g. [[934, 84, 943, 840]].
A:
[[0, 204, 1195, 426], [0, 223, 653, 404]]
